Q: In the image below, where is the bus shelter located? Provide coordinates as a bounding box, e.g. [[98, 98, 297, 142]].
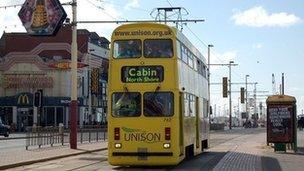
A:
[[266, 95, 297, 152]]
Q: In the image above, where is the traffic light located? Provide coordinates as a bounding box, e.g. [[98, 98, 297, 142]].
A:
[[34, 89, 43, 107], [222, 77, 228, 98], [240, 87, 245, 103]]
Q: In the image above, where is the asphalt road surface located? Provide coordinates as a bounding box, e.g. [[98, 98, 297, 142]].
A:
[[11, 128, 265, 171]]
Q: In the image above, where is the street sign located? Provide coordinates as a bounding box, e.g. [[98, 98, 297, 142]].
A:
[[18, 0, 67, 36]]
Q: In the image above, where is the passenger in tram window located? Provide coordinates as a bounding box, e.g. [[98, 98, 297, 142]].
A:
[[117, 41, 141, 58], [147, 44, 162, 57], [160, 46, 173, 57], [117, 44, 130, 58]]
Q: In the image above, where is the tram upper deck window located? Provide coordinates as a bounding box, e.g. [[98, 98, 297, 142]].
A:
[[112, 92, 141, 117], [144, 39, 173, 58], [144, 92, 174, 117], [113, 40, 141, 58]]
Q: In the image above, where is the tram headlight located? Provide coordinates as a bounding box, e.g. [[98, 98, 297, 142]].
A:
[[163, 143, 171, 149], [114, 143, 122, 148]]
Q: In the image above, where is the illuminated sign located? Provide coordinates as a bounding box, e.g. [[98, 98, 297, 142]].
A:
[[18, 94, 30, 105], [18, 0, 67, 36], [48, 62, 88, 69], [121, 66, 164, 83], [2, 75, 53, 89], [122, 127, 161, 143]]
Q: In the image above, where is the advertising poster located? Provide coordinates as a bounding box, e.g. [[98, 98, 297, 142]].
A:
[[267, 105, 294, 143]]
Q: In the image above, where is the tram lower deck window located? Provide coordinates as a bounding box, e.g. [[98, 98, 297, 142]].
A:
[[144, 92, 174, 117], [112, 92, 141, 117]]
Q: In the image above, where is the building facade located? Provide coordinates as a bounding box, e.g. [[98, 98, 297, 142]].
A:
[[0, 26, 109, 131]]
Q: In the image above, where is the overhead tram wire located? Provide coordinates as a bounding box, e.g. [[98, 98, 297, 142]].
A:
[[0, 3, 22, 9], [184, 25, 246, 80], [162, 0, 225, 80], [166, 0, 173, 7], [96, 0, 151, 14], [84, 0, 125, 20]]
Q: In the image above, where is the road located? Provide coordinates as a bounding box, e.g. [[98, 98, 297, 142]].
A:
[[11, 128, 271, 171]]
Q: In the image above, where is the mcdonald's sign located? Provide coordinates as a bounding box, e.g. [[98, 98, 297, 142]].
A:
[[17, 93, 33, 106]]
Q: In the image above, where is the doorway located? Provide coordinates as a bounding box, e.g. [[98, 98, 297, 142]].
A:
[[17, 108, 33, 132]]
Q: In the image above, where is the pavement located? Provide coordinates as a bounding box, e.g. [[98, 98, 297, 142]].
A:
[[211, 128, 304, 171], [0, 141, 107, 170]]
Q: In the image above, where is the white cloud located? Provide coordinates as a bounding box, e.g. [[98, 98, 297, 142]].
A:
[[252, 43, 262, 49], [124, 0, 140, 10], [231, 6, 301, 27]]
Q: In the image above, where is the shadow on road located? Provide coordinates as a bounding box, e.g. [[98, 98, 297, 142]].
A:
[[261, 156, 282, 171], [109, 152, 227, 171]]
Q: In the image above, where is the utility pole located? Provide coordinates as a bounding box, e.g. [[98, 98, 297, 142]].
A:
[[254, 82, 257, 116], [207, 44, 213, 123], [70, 0, 78, 149], [282, 73, 284, 95], [210, 62, 237, 129], [245, 75, 249, 118], [228, 61, 234, 129], [88, 49, 94, 124]]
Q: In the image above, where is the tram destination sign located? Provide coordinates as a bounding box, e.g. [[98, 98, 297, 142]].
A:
[[121, 66, 164, 83]]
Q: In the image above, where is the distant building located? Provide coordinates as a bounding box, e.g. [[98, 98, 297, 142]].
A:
[[0, 25, 109, 131]]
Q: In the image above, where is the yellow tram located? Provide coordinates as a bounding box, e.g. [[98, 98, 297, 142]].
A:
[[107, 23, 209, 166]]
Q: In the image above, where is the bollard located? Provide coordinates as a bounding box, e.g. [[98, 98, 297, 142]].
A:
[[96, 129, 99, 142], [59, 123, 64, 145]]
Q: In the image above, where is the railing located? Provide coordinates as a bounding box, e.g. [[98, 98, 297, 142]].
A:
[[24, 125, 107, 150], [78, 126, 107, 143], [25, 126, 64, 150]]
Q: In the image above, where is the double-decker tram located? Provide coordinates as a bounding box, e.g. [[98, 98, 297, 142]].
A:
[[107, 22, 209, 166]]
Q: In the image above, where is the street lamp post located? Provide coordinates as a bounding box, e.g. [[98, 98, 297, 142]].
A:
[[70, 0, 78, 149]]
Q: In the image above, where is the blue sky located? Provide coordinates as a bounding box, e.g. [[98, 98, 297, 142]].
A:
[[1, 0, 303, 116]]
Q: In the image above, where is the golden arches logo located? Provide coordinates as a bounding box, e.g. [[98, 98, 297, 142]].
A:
[[18, 94, 30, 105]]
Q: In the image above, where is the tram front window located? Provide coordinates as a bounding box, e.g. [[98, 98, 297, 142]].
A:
[[113, 40, 141, 58], [144, 39, 173, 58], [112, 92, 141, 117], [144, 92, 174, 117]]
